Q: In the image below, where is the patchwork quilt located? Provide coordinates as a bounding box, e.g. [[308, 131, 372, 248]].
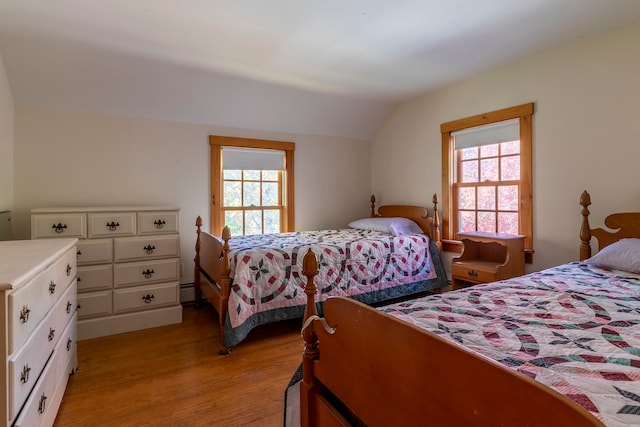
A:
[[224, 228, 447, 348], [381, 262, 640, 427]]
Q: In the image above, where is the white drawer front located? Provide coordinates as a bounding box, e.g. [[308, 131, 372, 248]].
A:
[[76, 238, 113, 265], [77, 264, 113, 292], [137, 211, 179, 235], [114, 258, 179, 288], [77, 291, 112, 319], [114, 234, 180, 262], [31, 213, 86, 239], [8, 283, 75, 420], [8, 247, 77, 354], [12, 349, 58, 427], [88, 212, 136, 238], [55, 312, 77, 378], [113, 282, 179, 313]]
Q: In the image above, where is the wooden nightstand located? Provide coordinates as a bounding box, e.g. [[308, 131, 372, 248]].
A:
[[451, 231, 525, 291]]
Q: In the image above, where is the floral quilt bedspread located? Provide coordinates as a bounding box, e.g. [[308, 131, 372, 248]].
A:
[[381, 262, 640, 427], [227, 228, 439, 329]]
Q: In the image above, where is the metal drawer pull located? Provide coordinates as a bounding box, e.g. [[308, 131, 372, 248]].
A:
[[467, 270, 478, 278], [20, 364, 31, 384], [66, 263, 72, 276], [52, 223, 67, 233], [48, 327, 55, 342], [49, 281, 56, 294], [106, 221, 120, 231], [77, 249, 82, 257], [67, 301, 73, 313], [142, 269, 155, 278], [20, 306, 30, 323], [67, 338, 73, 351], [143, 245, 156, 254], [38, 393, 47, 414], [154, 219, 166, 229], [142, 294, 155, 303]]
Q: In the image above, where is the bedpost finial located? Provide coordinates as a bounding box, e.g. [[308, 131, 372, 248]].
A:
[[370, 194, 377, 217], [580, 191, 591, 208], [221, 225, 232, 241], [196, 216, 202, 228]]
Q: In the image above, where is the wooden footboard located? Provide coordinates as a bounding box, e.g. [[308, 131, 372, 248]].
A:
[[300, 249, 603, 427], [194, 216, 232, 354]]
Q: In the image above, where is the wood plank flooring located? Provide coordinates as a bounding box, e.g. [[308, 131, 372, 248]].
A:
[[54, 304, 302, 426]]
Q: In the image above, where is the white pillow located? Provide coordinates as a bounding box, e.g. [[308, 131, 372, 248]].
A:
[[585, 238, 640, 273], [348, 217, 424, 236]]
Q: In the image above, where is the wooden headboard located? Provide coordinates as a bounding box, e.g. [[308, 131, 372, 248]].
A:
[[579, 190, 640, 260]]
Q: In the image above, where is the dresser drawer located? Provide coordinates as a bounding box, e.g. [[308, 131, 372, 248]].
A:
[[88, 212, 136, 238], [77, 291, 112, 319], [137, 211, 179, 235], [12, 347, 58, 427], [114, 258, 180, 288], [113, 282, 179, 314], [8, 247, 77, 354], [77, 264, 113, 292], [31, 213, 87, 239], [114, 235, 180, 262], [452, 262, 499, 284], [8, 283, 76, 420], [76, 238, 113, 265]]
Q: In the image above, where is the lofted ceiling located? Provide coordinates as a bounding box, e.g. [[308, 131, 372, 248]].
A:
[[1, 0, 640, 140]]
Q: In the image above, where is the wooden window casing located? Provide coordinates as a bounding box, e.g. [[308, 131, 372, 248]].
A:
[[210, 136, 295, 236], [441, 103, 534, 258]]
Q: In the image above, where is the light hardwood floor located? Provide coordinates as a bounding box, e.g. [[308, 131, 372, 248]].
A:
[[54, 304, 302, 426]]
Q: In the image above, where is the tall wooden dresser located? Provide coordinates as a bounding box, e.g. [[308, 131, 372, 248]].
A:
[[31, 207, 182, 340], [0, 238, 78, 427]]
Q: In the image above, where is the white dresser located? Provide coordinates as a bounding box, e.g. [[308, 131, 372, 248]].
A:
[[0, 238, 78, 427], [31, 207, 182, 340]]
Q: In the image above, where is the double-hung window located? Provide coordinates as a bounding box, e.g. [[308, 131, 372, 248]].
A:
[[210, 136, 295, 236], [441, 103, 534, 259]]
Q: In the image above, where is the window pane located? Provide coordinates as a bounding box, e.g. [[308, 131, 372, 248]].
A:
[[262, 170, 279, 181], [223, 181, 242, 207], [501, 155, 520, 180], [460, 147, 478, 160], [460, 160, 478, 183], [243, 182, 260, 206], [244, 210, 262, 235], [498, 185, 519, 211], [262, 182, 279, 206], [480, 158, 499, 182], [480, 143, 499, 157], [498, 212, 519, 235], [477, 186, 495, 210], [459, 211, 476, 232], [264, 209, 280, 234], [501, 140, 520, 155], [244, 170, 260, 180], [477, 211, 496, 233], [224, 211, 243, 236], [224, 170, 242, 180], [458, 187, 476, 210]]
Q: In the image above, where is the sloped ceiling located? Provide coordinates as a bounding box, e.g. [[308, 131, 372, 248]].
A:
[[1, 0, 640, 140]]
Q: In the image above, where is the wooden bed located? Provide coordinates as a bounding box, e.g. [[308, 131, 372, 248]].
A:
[[194, 194, 446, 354], [297, 191, 640, 426]]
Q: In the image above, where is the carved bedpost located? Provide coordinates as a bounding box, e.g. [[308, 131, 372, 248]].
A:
[[432, 193, 442, 252], [194, 216, 203, 308], [301, 248, 319, 427], [218, 225, 232, 354], [370, 194, 377, 217], [579, 191, 593, 261]]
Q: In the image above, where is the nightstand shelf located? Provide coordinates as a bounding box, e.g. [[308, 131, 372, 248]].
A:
[[451, 231, 525, 290]]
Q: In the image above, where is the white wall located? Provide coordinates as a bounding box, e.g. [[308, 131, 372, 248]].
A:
[[0, 54, 14, 213], [12, 106, 371, 283], [371, 21, 640, 273]]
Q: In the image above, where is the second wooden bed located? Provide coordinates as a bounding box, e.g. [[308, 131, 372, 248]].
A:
[[296, 191, 640, 426], [194, 194, 447, 353]]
